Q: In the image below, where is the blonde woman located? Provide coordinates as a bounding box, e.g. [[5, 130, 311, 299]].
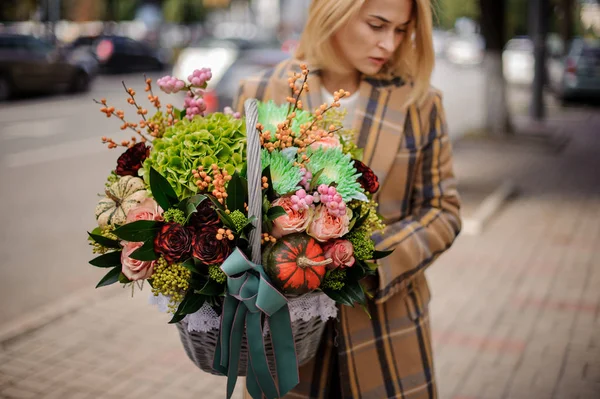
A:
[[236, 0, 461, 397]]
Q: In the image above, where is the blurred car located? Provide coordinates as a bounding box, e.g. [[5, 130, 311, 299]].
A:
[[445, 34, 485, 66], [553, 37, 600, 102], [66, 35, 166, 74], [0, 33, 98, 101], [503, 37, 535, 86], [172, 38, 290, 112]]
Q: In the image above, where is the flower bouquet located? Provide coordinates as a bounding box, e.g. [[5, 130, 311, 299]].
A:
[[88, 65, 392, 399]]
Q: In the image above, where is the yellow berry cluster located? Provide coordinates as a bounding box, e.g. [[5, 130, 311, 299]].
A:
[[210, 164, 232, 204], [150, 256, 191, 313], [261, 176, 269, 189], [216, 228, 234, 241], [261, 233, 277, 245]]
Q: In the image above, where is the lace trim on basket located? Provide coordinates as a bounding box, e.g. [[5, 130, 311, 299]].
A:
[[149, 292, 338, 333]]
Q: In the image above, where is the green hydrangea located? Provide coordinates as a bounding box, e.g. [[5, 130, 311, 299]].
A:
[[142, 113, 246, 199], [105, 171, 119, 188], [163, 209, 186, 224], [261, 149, 302, 195], [346, 229, 375, 260], [208, 264, 227, 284], [258, 100, 313, 137], [305, 147, 366, 202], [348, 200, 386, 237], [229, 210, 248, 232], [321, 269, 346, 291]]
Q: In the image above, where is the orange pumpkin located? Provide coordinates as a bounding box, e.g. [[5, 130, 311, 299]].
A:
[[264, 234, 330, 295]]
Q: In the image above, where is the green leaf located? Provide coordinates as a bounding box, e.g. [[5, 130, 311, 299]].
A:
[[149, 167, 179, 211], [169, 291, 205, 324], [226, 171, 246, 213], [216, 209, 236, 231], [267, 206, 287, 221], [181, 258, 201, 274], [96, 267, 122, 288], [177, 194, 207, 222], [177, 108, 186, 120], [118, 272, 132, 284], [89, 251, 122, 268], [372, 249, 394, 260], [345, 280, 367, 305], [129, 240, 158, 261], [87, 232, 121, 249], [322, 288, 354, 306], [113, 220, 162, 242], [194, 279, 224, 296], [207, 194, 225, 211], [309, 168, 325, 191], [352, 209, 371, 232]]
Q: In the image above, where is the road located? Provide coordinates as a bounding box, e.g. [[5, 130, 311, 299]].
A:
[[0, 60, 536, 330]]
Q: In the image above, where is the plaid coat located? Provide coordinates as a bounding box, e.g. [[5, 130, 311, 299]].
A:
[[235, 59, 461, 399]]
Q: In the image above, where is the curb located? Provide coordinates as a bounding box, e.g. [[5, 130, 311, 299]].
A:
[[0, 286, 119, 344], [462, 179, 519, 236]]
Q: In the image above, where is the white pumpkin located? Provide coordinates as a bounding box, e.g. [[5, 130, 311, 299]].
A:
[[95, 176, 147, 228]]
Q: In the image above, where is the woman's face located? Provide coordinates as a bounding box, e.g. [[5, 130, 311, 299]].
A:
[[332, 0, 413, 76]]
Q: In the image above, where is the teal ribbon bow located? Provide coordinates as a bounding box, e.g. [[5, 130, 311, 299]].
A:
[[213, 248, 300, 399]]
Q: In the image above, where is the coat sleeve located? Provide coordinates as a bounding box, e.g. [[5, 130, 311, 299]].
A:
[[371, 93, 462, 303]]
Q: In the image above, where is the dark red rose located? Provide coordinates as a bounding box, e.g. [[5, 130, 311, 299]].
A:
[[353, 159, 380, 194], [192, 226, 232, 266], [188, 199, 220, 230], [154, 222, 193, 263], [115, 142, 150, 176]]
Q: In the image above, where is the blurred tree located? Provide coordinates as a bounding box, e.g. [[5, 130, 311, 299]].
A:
[[435, 0, 479, 30], [163, 0, 207, 23], [0, 0, 38, 21], [479, 0, 513, 135]]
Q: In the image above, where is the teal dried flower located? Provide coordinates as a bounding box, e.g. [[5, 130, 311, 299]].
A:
[[258, 100, 312, 137], [321, 269, 346, 291], [142, 113, 246, 199], [163, 209, 186, 224], [261, 149, 302, 195], [208, 264, 227, 284], [229, 210, 248, 232], [305, 147, 367, 202], [346, 229, 375, 260]]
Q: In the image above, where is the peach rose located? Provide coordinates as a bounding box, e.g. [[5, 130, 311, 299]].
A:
[[271, 197, 313, 238], [121, 241, 155, 281], [309, 133, 341, 150], [324, 240, 355, 269], [307, 205, 351, 242], [126, 197, 163, 223]]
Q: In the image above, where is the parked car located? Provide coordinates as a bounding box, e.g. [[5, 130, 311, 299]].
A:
[[549, 37, 600, 103], [172, 38, 290, 113], [66, 35, 166, 74], [0, 33, 98, 101]]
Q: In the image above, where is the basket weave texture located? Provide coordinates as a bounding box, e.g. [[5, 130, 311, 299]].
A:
[[175, 99, 327, 376]]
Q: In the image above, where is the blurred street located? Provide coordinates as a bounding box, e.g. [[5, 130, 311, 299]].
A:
[[0, 59, 599, 398]]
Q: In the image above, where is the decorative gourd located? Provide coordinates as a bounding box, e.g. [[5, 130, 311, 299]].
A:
[[263, 233, 331, 295], [95, 176, 147, 228]]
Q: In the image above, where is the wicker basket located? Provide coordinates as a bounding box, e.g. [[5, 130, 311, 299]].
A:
[[176, 99, 327, 377]]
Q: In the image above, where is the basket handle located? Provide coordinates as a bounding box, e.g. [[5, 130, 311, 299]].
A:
[[244, 99, 262, 265]]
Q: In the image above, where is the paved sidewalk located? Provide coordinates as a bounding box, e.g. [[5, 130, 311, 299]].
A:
[[1, 109, 599, 399]]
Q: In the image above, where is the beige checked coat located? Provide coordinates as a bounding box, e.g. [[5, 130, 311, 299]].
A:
[[235, 59, 461, 399]]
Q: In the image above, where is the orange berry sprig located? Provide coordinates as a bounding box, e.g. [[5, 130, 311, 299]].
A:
[[192, 166, 213, 192], [261, 233, 277, 245], [94, 98, 151, 147], [261, 176, 269, 189], [144, 75, 161, 111], [122, 81, 148, 122], [216, 228, 235, 241], [210, 164, 232, 205], [287, 64, 309, 114]]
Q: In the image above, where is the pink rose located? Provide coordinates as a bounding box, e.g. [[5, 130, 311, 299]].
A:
[[309, 133, 341, 150], [324, 240, 355, 269], [126, 197, 163, 223], [121, 241, 155, 281], [271, 197, 314, 238], [307, 205, 351, 242]]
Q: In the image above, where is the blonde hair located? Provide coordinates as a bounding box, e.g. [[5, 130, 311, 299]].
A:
[[295, 0, 435, 106]]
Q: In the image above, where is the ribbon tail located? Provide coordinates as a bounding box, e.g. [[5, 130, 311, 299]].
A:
[[246, 312, 279, 399], [226, 305, 247, 399], [213, 295, 239, 375], [270, 306, 300, 396], [246, 346, 262, 399]]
